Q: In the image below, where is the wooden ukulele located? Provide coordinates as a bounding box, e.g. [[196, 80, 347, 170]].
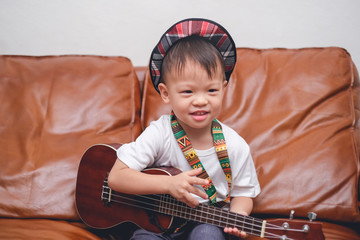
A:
[[75, 144, 325, 239]]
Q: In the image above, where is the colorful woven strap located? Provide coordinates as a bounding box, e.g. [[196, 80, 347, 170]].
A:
[[170, 112, 232, 206]]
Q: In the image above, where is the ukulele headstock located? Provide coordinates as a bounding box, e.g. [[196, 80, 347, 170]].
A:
[[265, 211, 325, 240]]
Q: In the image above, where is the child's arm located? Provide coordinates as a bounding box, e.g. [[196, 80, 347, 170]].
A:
[[224, 196, 254, 238], [107, 159, 209, 208], [229, 196, 253, 215]]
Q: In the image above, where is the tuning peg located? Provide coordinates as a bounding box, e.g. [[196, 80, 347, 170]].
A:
[[307, 212, 317, 222], [289, 210, 295, 220]]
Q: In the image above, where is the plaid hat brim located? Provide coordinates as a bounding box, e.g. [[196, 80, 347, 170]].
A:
[[149, 18, 237, 93]]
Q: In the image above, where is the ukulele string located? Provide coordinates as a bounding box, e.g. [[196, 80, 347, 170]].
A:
[[160, 194, 293, 240], [102, 188, 293, 239], [106, 192, 291, 240], [105, 191, 262, 237], [160, 194, 265, 236], [159, 194, 287, 233]]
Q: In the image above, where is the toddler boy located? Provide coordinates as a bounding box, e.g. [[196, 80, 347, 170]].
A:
[[108, 18, 260, 239]]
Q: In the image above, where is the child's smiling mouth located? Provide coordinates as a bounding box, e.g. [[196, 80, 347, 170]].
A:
[[190, 111, 209, 121]]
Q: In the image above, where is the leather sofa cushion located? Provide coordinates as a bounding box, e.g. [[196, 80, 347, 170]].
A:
[[0, 55, 141, 220], [0, 219, 101, 240], [141, 47, 360, 223]]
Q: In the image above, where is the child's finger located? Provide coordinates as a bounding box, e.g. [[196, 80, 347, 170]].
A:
[[182, 192, 200, 208], [189, 185, 208, 200], [224, 227, 247, 238], [187, 168, 209, 186], [187, 167, 203, 176], [191, 177, 209, 187]]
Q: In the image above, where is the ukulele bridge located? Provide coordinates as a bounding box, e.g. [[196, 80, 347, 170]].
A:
[[101, 173, 112, 207]]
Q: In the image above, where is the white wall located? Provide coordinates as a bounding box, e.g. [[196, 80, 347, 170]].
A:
[[1, 0, 360, 69]]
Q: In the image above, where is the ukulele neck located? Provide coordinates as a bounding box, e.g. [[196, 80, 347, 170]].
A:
[[156, 195, 265, 237]]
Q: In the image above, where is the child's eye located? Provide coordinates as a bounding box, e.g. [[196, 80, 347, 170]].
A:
[[181, 90, 192, 94], [208, 89, 218, 93]]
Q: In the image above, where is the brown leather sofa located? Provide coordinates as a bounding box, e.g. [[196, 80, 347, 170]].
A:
[[1, 47, 359, 239]]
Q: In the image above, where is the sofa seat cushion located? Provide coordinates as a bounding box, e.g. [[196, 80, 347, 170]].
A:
[[321, 221, 360, 240], [0, 219, 101, 240], [0, 55, 142, 220]]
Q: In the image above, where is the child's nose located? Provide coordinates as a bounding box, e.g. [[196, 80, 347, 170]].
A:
[[193, 93, 208, 106]]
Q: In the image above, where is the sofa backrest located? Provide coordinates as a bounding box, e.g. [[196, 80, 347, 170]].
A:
[[141, 47, 360, 223], [0, 55, 142, 220]]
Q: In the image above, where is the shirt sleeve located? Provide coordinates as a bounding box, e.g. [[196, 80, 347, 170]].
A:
[[231, 148, 261, 198], [116, 117, 165, 171], [222, 124, 261, 198]]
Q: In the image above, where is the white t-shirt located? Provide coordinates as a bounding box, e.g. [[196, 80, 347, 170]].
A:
[[117, 115, 260, 204]]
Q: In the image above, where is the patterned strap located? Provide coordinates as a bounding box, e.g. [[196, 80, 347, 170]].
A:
[[170, 113, 232, 206]]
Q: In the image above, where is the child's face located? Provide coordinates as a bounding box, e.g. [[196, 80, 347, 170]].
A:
[[158, 59, 226, 132]]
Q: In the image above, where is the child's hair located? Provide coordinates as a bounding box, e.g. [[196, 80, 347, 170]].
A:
[[161, 35, 225, 83]]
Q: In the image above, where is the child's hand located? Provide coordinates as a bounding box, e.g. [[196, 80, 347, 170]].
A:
[[167, 168, 209, 208], [224, 227, 247, 238], [226, 198, 253, 239]]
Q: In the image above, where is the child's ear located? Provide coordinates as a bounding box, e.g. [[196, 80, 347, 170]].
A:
[[223, 80, 228, 88], [158, 83, 170, 104]]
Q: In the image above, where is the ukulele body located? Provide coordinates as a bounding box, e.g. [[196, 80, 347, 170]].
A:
[[75, 144, 184, 233]]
